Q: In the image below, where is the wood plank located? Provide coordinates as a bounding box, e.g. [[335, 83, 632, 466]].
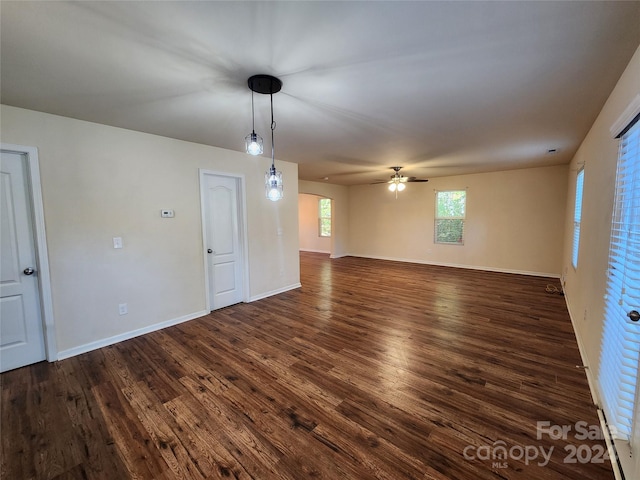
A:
[[0, 253, 613, 479], [56, 357, 129, 479], [91, 379, 170, 479]]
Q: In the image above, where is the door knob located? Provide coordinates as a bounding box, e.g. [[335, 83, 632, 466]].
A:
[[23, 267, 35, 276], [207, 249, 213, 254], [628, 310, 640, 322]]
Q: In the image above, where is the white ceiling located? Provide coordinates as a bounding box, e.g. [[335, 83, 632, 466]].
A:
[[2, 1, 639, 185]]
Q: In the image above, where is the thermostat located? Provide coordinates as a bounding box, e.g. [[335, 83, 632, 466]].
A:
[[161, 210, 175, 218]]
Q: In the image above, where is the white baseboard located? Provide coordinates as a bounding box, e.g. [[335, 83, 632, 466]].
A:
[[564, 292, 627, 480], [248, 283, 302, 302], [56, 309, 209, 360], [57, 282, 303, 360], [563, 292, 600, 405], [298, 250, 348, 259], [347, 253, 561, 278]]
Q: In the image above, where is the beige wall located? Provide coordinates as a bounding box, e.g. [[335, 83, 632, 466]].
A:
[[348, 165, 567, 276], [298, 180, 350, 258], [298, 193, 331, 253], [1, 105, 300, 357], [562, 44, 640, 421]]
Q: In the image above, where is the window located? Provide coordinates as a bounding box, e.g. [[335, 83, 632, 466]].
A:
[[572, 168, 584, 269], [598, 115, 640, 440], [435, 190, 466, 244], [318, 198, 331, 237]]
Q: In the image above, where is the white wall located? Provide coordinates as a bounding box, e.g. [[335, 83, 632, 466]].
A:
[[348, 165, 567, 276], [298, 180, 350, 258], [298, 193, 331, 253], [561, 45, 640, 474], [1, 105, 300, 357], [563, 44, 640, 361]]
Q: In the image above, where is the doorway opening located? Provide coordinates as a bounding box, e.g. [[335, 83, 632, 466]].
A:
[[298, 193, 333, 256]]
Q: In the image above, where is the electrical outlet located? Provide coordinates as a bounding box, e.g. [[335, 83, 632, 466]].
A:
[[119, 303, 128, 315]]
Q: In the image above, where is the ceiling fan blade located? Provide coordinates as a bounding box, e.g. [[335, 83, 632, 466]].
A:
[[370, 167, 428, 185]]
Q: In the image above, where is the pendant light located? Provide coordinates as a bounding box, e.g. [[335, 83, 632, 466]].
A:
[[247, 74, 283, 201], [245, 89, 263, 155]]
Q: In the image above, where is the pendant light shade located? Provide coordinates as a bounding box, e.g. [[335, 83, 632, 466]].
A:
[[246, 74, 284, 202], [265, 165, 283, 201], [245, 131, 263, 156]]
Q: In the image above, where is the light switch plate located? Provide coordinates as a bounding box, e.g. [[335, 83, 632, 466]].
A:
[[113, 237, 123, 249]]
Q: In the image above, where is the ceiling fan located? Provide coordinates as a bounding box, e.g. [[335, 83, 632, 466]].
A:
[[372, 166, 428, 198]]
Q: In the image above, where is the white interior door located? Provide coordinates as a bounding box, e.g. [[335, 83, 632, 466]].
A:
[[203, 174, 244, 310], [0, 151, 46, 372]]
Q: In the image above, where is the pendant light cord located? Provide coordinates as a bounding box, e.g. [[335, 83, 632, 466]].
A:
[[270, 92, 276, 169], [251, 90, 256, 132]]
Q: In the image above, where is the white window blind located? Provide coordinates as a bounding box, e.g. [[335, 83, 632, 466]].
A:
[[599, 117, 640, 441], [572, 168, 584, 269]]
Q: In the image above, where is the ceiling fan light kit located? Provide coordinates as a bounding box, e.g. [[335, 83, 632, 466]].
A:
[[381, 166, 427, 198], [388, 182, 405, 192], [246, 74, 284, 202]]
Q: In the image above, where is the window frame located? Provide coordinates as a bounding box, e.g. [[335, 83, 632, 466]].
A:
[[434, 189, 466, 245], [318, 197, 331, 238], [572, 167, 585, 270]]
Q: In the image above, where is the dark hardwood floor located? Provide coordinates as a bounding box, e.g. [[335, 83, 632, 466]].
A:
[[1, 252, 613, 479]]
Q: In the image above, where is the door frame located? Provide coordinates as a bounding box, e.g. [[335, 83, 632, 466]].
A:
[[198, 169, 250, 310], [1, 143, 57, 361]]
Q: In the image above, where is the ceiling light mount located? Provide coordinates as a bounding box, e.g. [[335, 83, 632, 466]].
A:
[[248, 75, 282, 95]]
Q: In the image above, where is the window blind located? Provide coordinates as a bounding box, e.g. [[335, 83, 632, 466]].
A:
[[599, 118, 640, 441], [572, 168, 584, 269]]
